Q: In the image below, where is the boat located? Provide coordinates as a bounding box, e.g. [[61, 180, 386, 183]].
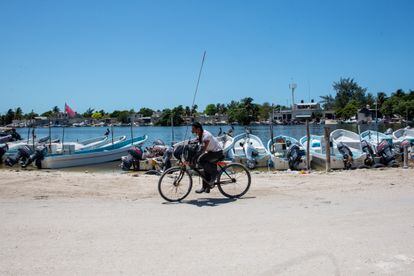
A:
[[392, 128, 414, 144], [39, 135, 148, 169], [300, 135, 346, 169], [230, 132, 271, 169], [267, 135, 310, 170], [5, 135, 110, 156], [216, 134, 235, 159], [360, 130, 393, 151], [300, 130, 367, 169], [330, 129, 368, 167], [0, 135, 12, 144]]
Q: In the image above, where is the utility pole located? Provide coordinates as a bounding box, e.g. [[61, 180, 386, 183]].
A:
[[289, 82, 297, 121]]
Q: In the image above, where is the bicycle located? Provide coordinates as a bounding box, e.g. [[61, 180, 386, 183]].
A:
[[158, 159, 251, 202]]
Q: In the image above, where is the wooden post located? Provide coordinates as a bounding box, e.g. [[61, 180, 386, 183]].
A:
[[324, 126, 331, 172], [130, 119, 133, 146], [306, 119, 310, 171], [48, 118, 52, 153], [403, 145, 409, 169], [62, 126, 65, 151], [111, 124, 114, 149]]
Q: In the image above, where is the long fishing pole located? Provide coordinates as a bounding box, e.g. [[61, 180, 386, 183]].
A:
[[184, 51, 207, 141]]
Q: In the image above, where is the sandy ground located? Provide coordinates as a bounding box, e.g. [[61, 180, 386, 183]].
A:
[[1, 167, 414, 275]]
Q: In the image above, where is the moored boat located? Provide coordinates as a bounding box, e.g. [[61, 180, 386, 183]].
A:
[[230, 132, 271, 169], [40, 135, 148, 169], [267, 135, 310, 170]]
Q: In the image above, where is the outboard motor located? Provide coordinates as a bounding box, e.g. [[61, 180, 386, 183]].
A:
[[21, 145, 48, 169], [120, 146, 143, 171], [337, 142, 353, 170], [243, 141, 258, 169], [286, 143, 305, 170], [361, 140, 375, 167], [0, 144, 9, 163], [377, 140, 397, 167], [162, 147, 173, 171], [5, 145, 32, 167]]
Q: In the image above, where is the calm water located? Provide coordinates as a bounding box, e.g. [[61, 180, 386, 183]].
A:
[[15, 123, 406, 148]]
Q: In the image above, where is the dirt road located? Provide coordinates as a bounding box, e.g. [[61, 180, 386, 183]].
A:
[[1, 168, 414, 275]]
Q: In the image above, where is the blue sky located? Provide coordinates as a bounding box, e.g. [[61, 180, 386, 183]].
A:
[[0, 0, 413, 114]]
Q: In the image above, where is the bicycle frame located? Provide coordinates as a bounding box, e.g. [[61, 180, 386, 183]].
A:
[[177, 161, 235, 186]]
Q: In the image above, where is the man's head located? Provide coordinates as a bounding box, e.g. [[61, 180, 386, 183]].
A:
[[191, 122, 203, 136]]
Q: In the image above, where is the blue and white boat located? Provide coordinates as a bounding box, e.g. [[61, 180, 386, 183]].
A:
[[360, 130, 393, 152], [300, 130, 367, 169], [392, 128, 414, 144], [267, 135, 310, 170], [40, 135, 148, 169]]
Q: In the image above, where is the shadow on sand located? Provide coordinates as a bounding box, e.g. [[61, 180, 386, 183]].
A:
[[163, 196, 255, 207]]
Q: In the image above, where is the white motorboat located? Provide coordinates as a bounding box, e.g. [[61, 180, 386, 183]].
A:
[[392, 128, 414, 144], [5, 135, 110, 156], [230, 133, 271, 169], [40, 135, 148, 169], [300, 135, 346, 169], [300, 130, 367, 169], [360, 130, 393, 152], [267, 135, 310, 170]]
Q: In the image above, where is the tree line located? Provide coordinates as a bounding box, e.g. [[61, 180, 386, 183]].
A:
[[2, 77, 413, 126], [320, 78, 414, 120]]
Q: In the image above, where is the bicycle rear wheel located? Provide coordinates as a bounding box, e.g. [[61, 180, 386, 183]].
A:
[[217, 163, 251, 198], [158, 166, 192, 202]]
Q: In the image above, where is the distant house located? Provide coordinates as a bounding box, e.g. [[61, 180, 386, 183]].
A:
[[357, 107, 372, 123], [357, 105, 382, 123]]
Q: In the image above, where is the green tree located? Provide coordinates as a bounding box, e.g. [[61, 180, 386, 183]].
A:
[[41, 110, 54, 117], [5, 109, 15, 124], [336, 100, 358, 119], [52, 106, 60, 115], [204, 104, 217, 116], [117, 110, 130, 124], [258, 102, 272, 120], [14, 107, 23, 120], [185, 106, 191, 116], [138, 107, 154, 117], [91, 112, 103, 120], [25, 109, 38, 119], [320, 94, 335, 110], [83, 108, 95, 118], [333, 78, 367, 112], [216, 103, 227, 114]]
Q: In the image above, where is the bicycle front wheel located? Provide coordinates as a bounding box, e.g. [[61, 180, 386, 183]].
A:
[[158, 166, 193, 202], [217, 163, 251, 198]]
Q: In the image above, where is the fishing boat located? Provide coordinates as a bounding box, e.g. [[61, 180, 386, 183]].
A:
[[267, 135, 310, 170], [392, 128, 414, 144], [300, 135, 346, 169], [39, 135, 148, 169], [5, 135, 109, 156], [230, 132, 271, 169], [216, 134, 235, 159], [300, 130, 367, 169], [360, 130, 393, 149], [330, 129, 368, 167]]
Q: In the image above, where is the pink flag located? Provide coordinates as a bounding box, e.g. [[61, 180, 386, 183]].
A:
[[65, 103, 76, 118]]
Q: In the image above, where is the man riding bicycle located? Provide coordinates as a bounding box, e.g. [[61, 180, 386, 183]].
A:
[[191, 122, 224, 194]]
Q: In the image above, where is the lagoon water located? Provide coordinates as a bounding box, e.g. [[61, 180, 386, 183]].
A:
[[15, 123, 403, 148]]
